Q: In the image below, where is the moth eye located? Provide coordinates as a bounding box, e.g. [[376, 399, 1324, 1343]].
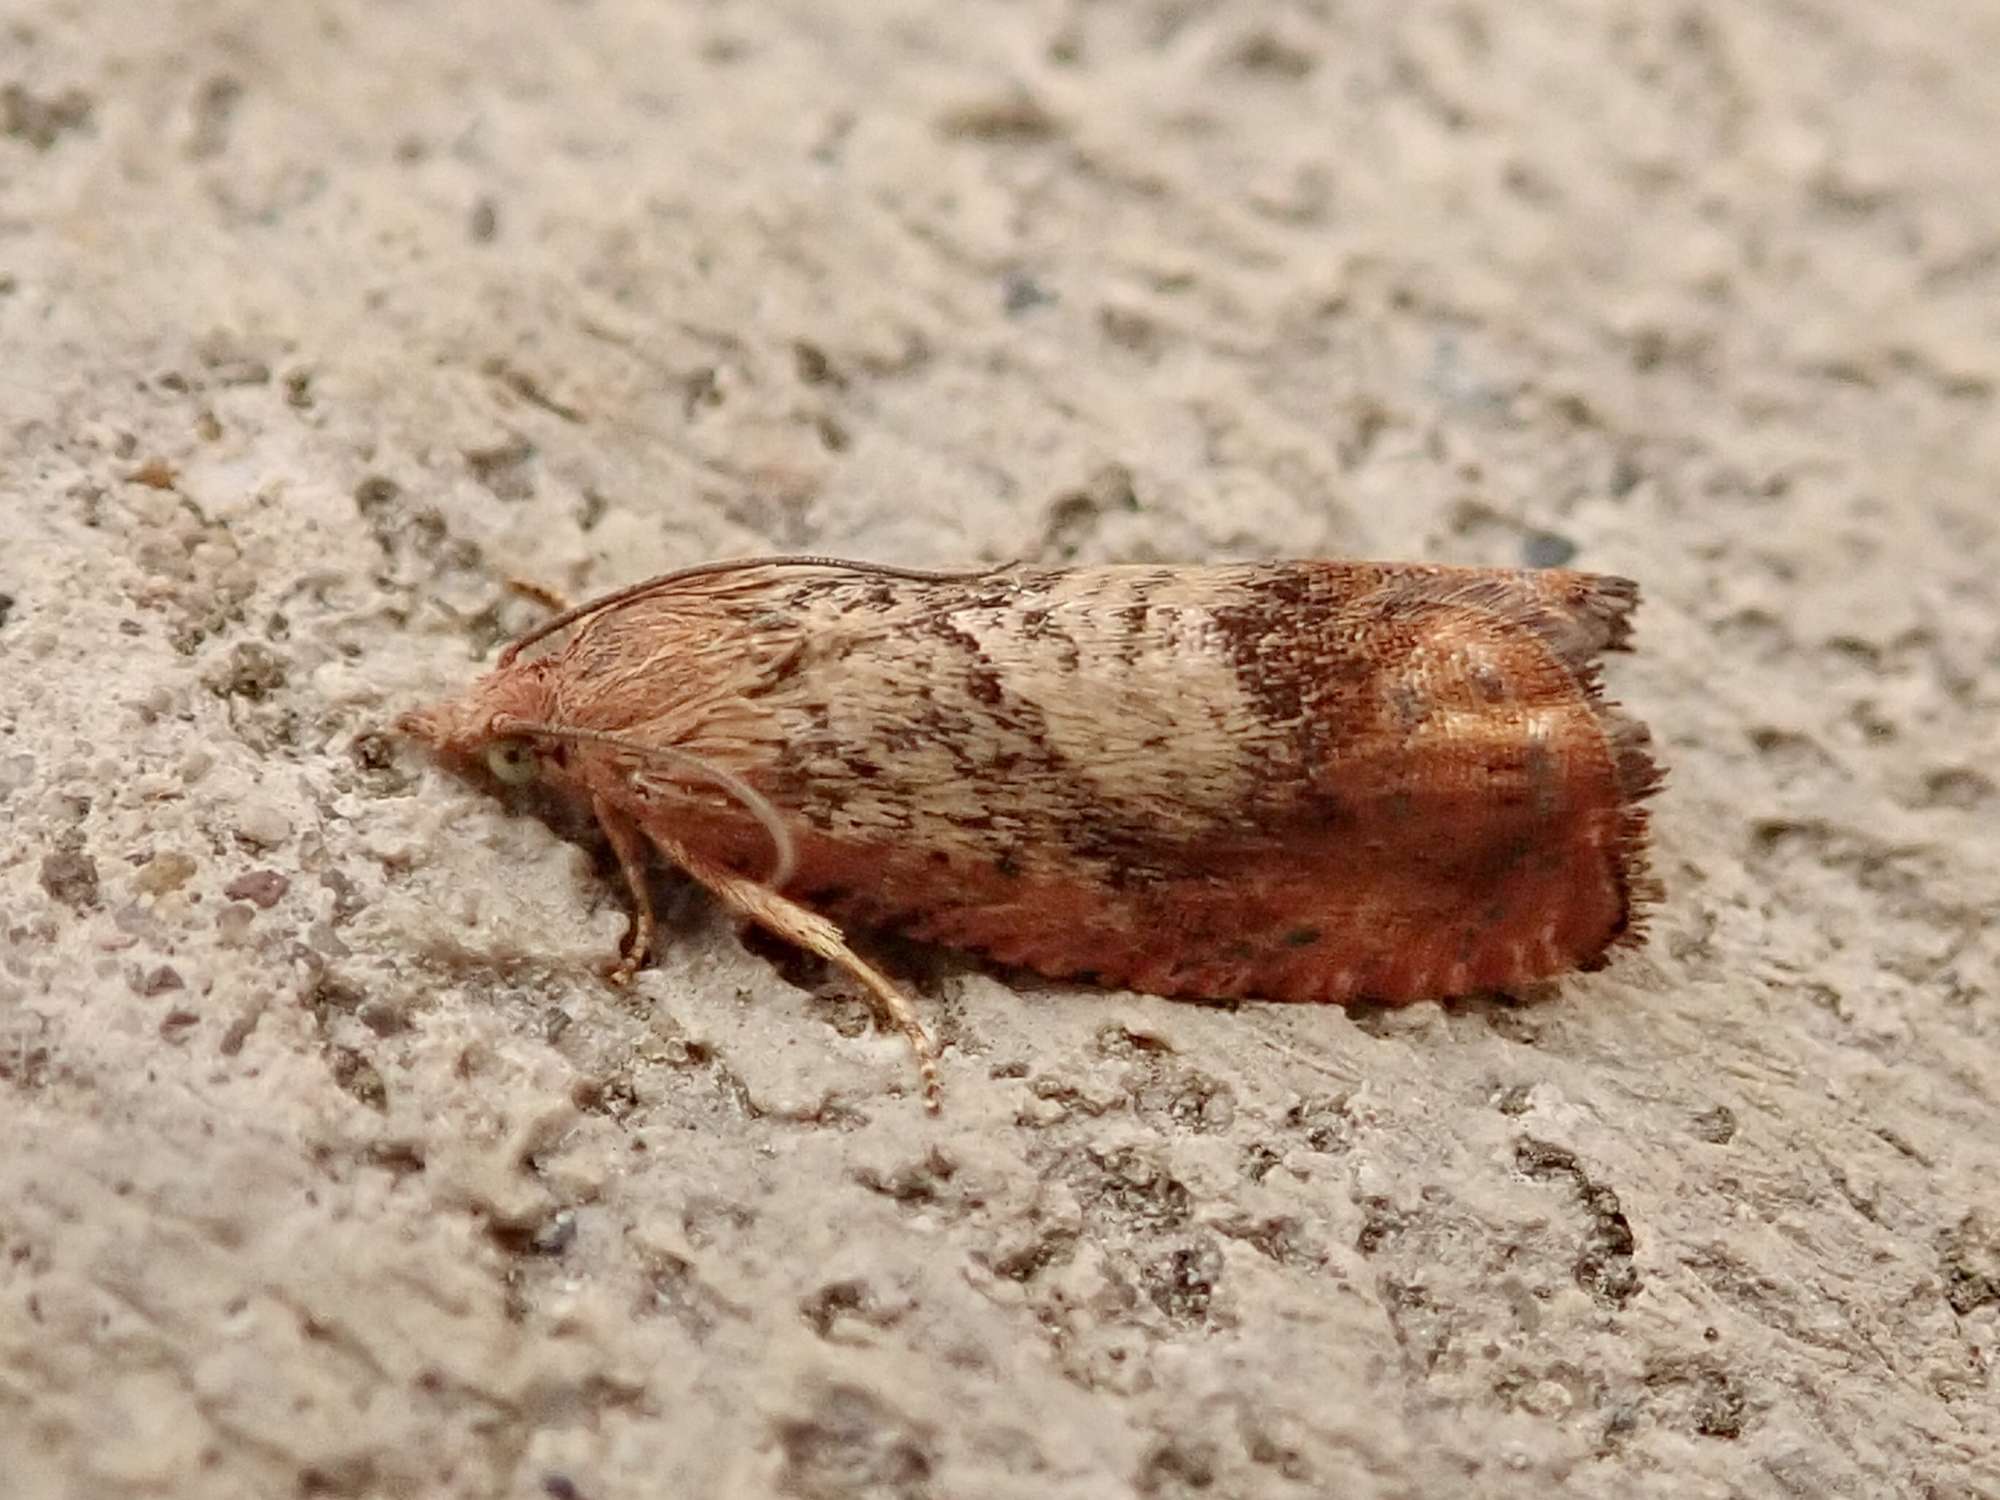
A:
[[484, 738, 539, 785]]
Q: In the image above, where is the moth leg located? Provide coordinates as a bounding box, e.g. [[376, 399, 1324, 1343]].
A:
[[653, 833, 942, 1112], [591, 796, 657, 986], [506, 577, 573, 613]]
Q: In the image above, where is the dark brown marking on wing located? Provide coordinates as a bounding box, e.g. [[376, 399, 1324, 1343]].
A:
[[1013, 600, 1083, 671], [924, 614, 1007, 708], [1211, 568, 1409, 727]]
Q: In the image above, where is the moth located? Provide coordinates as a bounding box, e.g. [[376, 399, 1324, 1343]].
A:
[[399, 556, 1661, 1108]]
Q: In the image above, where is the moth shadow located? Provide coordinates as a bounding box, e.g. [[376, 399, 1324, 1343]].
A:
[[731, 924, 979, 1045], [1343, 982, 1565, 1039]]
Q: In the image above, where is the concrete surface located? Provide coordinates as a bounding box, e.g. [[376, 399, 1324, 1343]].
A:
[[3, 2, 1997, 1496]]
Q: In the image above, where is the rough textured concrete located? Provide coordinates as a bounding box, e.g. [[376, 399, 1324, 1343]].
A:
[[3, 3, 1997, 1496]]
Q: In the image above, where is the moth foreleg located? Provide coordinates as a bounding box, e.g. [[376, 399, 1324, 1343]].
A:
[[651, 832, 942, 1112], [592, 796, 658, 986]]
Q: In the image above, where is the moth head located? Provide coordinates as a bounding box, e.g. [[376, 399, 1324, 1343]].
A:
[[397, 662, 799, 889], [393, 664, 567, 791]]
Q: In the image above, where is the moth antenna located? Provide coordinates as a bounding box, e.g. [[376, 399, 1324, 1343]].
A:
[[495, 719, 797, 889], [497, 555, 999, 667]]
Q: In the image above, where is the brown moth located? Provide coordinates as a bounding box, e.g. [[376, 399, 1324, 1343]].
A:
[[399, 556, 1662, 1109]]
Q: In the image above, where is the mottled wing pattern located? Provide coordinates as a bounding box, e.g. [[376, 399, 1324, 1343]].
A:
[[549, 561, 1659, 1004]]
